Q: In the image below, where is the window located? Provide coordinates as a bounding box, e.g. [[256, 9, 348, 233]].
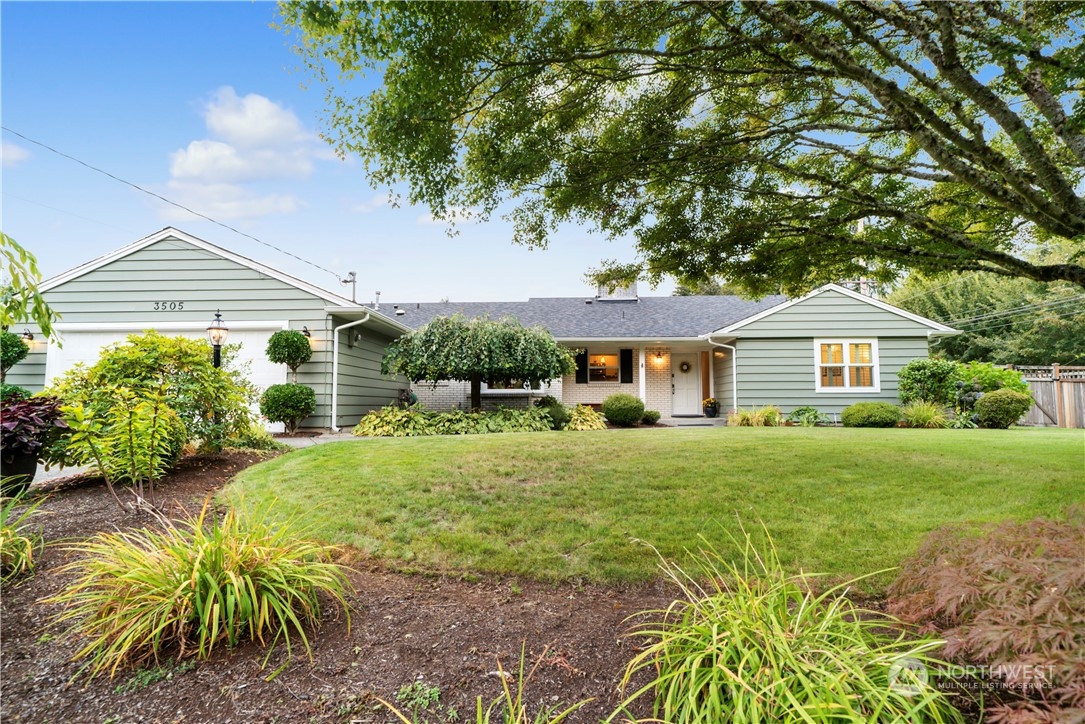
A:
[[574, 349, 634, 384], [482, 379, 549, 395], [814, 339, 879, 392]]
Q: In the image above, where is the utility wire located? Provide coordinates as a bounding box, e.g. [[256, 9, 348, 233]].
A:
[[2, 126, 346, 284], [953, 304, 1084, 334], [946, 294, 1085, 325]]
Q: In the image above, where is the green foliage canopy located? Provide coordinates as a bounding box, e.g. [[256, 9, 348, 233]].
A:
[[280, 1, 1085, 295], [381, 315, 576, 410], [1, 232, 59, 338]]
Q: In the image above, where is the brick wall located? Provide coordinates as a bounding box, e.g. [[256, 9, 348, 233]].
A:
[[412, 378, 564, 411], [561, 347, 674, 417]]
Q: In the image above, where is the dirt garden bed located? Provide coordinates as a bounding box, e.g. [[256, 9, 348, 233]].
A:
[[1, 452, 674, 724]]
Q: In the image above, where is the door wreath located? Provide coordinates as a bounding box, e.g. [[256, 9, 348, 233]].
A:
[[678, 361, 691, 373]]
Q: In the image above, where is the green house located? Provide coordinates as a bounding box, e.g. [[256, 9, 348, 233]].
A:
[[9, 227, 410, 431]]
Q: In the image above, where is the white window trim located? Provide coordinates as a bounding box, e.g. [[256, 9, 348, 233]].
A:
[[481, 380, 551, 396], [813, 338, 881, 393]]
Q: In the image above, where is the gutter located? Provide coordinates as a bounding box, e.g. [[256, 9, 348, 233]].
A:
[[704, 336, 739, 412], [330, 313, 370, 432]]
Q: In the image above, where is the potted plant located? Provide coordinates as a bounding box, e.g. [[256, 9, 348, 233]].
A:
[[703, 397, 719, 418], [0, 396, 68, 496]]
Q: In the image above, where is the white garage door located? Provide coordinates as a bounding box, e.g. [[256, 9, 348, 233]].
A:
[[45, 323, 290, 431]]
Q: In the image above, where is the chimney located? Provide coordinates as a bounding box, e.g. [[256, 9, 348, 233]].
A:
[[596, 281, 639, 301]]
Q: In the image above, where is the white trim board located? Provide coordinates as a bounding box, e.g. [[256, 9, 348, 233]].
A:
[[708, 284, 958, 336], [53, 321, 290, 332]]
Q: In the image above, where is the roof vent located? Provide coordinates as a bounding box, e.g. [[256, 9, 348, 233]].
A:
[[596, 282, 638, 301]]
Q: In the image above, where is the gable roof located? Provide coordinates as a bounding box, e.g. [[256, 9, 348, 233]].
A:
[[706, 283, 958, 337], [40, 227, 358, 306], [366, 294, 787, 340]]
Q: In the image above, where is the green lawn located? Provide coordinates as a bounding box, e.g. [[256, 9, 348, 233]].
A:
[[225, 427, 1083, 589]]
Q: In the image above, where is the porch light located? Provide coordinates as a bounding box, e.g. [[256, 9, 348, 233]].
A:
[[301, 326, 311, 338], [20, 329, 34, 343], [655, 350, 663, 360], [207, 310, 229, 368]]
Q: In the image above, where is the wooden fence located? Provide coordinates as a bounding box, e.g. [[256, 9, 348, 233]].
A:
[[1010, 365, 1085, 428]]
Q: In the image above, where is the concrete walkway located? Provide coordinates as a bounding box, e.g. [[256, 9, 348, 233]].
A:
[[275, 431, 357, 448]]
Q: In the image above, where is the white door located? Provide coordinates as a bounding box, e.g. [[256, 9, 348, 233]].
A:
[[672, 353, 702, 416], [45, 324, 288, 430]]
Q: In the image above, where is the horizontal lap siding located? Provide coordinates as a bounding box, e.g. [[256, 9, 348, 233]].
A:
[[735, 337, 930, 415], [12, 237, 340, 429], [331, 323, 404, 427], [734, 290, 938, 338]]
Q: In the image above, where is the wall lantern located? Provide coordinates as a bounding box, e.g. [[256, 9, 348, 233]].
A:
[[206, 310, 229, 368], [301, 326, 312, 338], [20, 329, 34, 343]]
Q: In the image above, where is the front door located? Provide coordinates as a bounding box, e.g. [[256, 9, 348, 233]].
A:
[[672, 353, 701, 415]]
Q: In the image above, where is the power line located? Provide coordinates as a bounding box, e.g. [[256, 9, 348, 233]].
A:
[[954, 304, 1084, 334], [947, 294, 1085, 325], [1, 126, 346, 284]]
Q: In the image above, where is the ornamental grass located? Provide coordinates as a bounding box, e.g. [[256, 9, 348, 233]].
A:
[[47, 500, 352, 679], [614, 531, 964, 723]]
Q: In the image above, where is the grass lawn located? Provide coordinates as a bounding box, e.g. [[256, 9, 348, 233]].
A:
[[225, 427, 1083, 589]]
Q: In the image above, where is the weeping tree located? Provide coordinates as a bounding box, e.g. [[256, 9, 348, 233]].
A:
[[382, 315, 577, 411]]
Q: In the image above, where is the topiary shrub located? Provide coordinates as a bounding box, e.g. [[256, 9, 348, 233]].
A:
[[265, 330, 313, 382], [0, 331, 29, 384], [897, 358, 960, 406], [973, 388, 1032, 429], [888, 513, 1085, 721], [841, 402, 901, 428], [601, 393, 645, 427], [642, 410, 661, 425], [0, 383, 30, 404], [533, 395, 570, 430], [260, 383, 317, 434]]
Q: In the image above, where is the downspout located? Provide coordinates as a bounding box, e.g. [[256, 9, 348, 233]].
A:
[[330, 313, 370, 432], [706, 337, 738, 413]]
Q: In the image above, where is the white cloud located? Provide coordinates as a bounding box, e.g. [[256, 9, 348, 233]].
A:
[[350, 194, 391, 214], [203, 87, 309, 148], [2, 142, 32, 168], [164, 86, 325, 220], [161, 181, 301, 222]]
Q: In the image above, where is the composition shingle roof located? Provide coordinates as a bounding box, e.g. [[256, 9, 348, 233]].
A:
[[365, 294, 787, 339]]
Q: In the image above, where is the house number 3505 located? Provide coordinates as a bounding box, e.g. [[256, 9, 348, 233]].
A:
[[153, 301, 185, 311]]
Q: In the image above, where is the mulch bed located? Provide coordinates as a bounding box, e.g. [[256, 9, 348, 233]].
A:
[[1, 452, 674, 724]]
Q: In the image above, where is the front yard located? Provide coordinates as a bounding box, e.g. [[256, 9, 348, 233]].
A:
[[226, 427, 1083, 588]]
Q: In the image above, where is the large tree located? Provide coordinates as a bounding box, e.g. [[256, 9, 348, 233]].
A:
[[382, 315, 576, 410], [281, 1, 1085, 295]]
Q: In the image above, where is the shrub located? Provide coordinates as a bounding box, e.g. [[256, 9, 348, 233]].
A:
[[534, 395, 570, 430], [900, 400, 948, 428], [973, 388, 1032, 429], [897, 358, 961, 406], [260, 383, 317, 434], [888, 513, 1085, 721], [62, 389, 188, 510], [726, 405, 782, 427], [1, 395, 68, 495], [226, 422, 290, 452], [956, 361, 1028, 395], [786, 405, 825, 427], [1, 491, 45, 582], [45, 332, 254, 460], [0, 330, 29, 384], [0, 383, 30, 403], [601, 394, 645, 427], [265, 330, 312, 382], [841, 402, 901, 428], [352, 405, 552, 437], [46, 502, 352, 679], [566, 404, 607, 431], [641, 410, 661, 425], [618, 533, 963, 723]]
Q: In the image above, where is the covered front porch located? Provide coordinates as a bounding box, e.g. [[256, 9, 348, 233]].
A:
[[558, 339, 731, 419]]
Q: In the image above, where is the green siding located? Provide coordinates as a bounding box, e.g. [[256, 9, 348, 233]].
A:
[[330, 319, 405, 428], [8, 235, 398, 428], [734, 337, 930, 415], [731, 289, 938, 338]]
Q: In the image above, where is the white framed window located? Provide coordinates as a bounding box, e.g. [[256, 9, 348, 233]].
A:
[[481, 379, 551, 396], [588, 353, 620, 382], [813, 339, 880, 393]]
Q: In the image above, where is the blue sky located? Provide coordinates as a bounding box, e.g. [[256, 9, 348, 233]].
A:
[[1, 1, 669, 302]]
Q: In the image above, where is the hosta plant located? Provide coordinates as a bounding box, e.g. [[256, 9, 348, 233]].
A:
[[565, 404, 606, 431], [615, 533, 964, 724], [46, 501, 352, 678]]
